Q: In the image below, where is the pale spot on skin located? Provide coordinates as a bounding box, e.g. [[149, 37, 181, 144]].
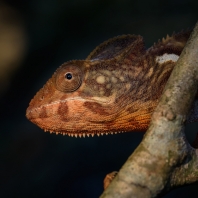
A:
[[100, 90, 105, 95], [156, 53, 179, 64], [96, 75, 106, 84], [119, 76, 125, 82], [103, 70, 111, 76], [125, 83, 131, 90], [147, 67, 154, 78], [106, 84, 111, 89], [111, 76, 117, 83]]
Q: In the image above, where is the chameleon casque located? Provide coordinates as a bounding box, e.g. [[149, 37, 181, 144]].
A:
[[26, 30, 198, 137]]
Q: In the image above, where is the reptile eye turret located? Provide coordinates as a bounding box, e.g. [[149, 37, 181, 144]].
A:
[[55, 64, 82, 92]]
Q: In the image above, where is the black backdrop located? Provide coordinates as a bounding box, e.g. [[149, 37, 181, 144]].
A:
[[0, 0, 198, 197]]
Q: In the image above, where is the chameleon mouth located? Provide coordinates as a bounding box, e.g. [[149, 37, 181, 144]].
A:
[[26, 101, 126, 137], [27, 97, 151, 137], [41, 129, 124, 137], [26, 93, 122, 133]]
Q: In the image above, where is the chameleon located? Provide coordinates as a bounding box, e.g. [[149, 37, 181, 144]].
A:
[[26, 30, 198, 137]]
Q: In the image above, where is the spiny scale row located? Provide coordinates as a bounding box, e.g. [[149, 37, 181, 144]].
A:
[[43, 129, 123, 137], [153, 34, 170, 46]]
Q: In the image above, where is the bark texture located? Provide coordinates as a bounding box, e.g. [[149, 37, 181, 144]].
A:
[[100, 22, 198, 198]]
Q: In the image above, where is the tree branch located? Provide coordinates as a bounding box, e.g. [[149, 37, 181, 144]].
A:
[[100, 22, 198, 198]]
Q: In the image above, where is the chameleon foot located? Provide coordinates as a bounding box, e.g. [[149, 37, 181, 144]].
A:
[[103, 171, 118, 189]]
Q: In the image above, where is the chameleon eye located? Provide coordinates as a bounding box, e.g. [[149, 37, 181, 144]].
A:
[[65, 73, 72, 80], [55, 64, 82, 92]]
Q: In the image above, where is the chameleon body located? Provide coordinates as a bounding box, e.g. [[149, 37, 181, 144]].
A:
[[26, 30, 198, 137]]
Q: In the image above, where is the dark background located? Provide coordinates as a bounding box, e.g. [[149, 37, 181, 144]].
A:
[[0, 0, 198, 197]]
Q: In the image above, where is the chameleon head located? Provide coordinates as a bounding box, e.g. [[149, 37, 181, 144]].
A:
[[26, 35, 153, 136], [26, 58, 148, 137]]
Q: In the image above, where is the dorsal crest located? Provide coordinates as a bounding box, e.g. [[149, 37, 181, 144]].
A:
[[86, 35, 145, 61], [148, 30, 191, 57]]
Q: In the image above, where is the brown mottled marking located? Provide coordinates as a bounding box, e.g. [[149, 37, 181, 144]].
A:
[[39, 106, 48, 118], [57, 102, 69, 121], [84, 101, 110, 115], [126, 106, 139, 114]]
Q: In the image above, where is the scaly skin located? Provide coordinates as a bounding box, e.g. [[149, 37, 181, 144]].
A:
[[26, 30, 196, 137]]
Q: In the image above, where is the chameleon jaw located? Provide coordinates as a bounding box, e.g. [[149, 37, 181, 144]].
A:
[[42, 128, 124, 137], [27, 96, 151, 137]]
